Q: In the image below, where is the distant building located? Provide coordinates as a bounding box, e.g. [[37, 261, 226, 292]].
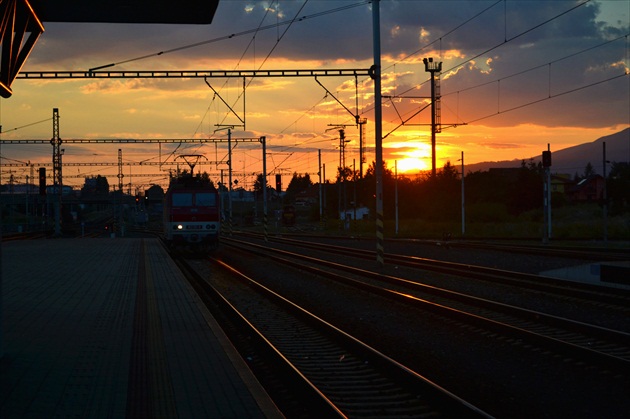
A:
[[0, 183, 38, 194], [569, 175, 605, 202], [340, 206, 370, 221], [46, 185, 74, 196], [3, 184, 75, 196], [550, 174, 574, 194]]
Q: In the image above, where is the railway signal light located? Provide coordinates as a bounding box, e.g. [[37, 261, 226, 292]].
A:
[[542, 150, 552, 167]]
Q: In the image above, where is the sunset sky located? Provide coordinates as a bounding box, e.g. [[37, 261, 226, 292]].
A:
[[1, 0, 629, 191]]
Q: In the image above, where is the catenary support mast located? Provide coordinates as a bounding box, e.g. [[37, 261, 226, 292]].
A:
[[51, 108, 62, 236], [372, 0, 384, 267]]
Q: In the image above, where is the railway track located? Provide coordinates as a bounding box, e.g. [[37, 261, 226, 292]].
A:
[[176, 255, 491, 418], [429, 239, 630, 261], [223, 237, 630, 373], [207, 238, 630, 417], [232, 231, 630, 307], [289, 231, 630, 261]]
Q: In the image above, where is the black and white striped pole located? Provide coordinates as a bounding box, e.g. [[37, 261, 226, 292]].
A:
[[372, 0, 384, 267]]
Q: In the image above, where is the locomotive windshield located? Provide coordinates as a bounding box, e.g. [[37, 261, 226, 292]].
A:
[[170, 192, 216, 207], [171, 193, 193, 207], [196, 192, 217, 206]]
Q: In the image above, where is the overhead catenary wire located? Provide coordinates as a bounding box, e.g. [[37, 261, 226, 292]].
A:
[[0, 118, 52, 134], [207, 0, 310, 130], [96, 0, 536, 174], [82, 2, 370, 174], [389, 32, 629, 129], [88, 1, 369, 71], [5, 1, 628, 185], [243, 93, 340, 175], [189, 1, 311, 159], [363, 0, 628, 136], [384, 0, 503, 72], [392, 0, 594, 99], [466, 72, 628, 125], [193, 0, 280, 139]]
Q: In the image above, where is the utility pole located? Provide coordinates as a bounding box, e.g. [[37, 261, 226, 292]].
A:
[[372, 0, 384, 267], [603, 141, 608, 244], [220, 169, 225, 222], [1, 124, 3, 359], [339, 129, 350, 227], [358, 118, 367, 179], [318, 150, 323, 228], [423, 58, 442, 178], [261, 136, 268, 242], [228, 128, 232, 235], [353, 159, 357, 225], [395, 160, 399, 236], [323, 164, 327, 229], [542, 145, 552, 244], [117, 148, 124, 237], [461, 152, 465, 236]]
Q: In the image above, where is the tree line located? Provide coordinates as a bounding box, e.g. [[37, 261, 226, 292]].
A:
[[268, 159, 630, 223]]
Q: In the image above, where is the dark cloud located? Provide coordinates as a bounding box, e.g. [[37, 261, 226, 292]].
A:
[[30, 1, 625, 66], [24, 0, 630, 131]]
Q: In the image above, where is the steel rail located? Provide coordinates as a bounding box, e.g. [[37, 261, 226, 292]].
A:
[[427, 239, 630, 262], [223, 237, 630, 374], [236, 231, 630, 304], [176, 255, 492, 418], [174, 257, 343, 418]]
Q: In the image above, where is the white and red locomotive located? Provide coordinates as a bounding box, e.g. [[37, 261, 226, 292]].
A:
[[163, 179, 221, 252]]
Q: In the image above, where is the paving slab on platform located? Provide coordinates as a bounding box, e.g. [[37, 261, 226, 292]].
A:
[[0, 238, 280, 418]]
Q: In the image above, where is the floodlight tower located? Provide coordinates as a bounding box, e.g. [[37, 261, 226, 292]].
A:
[[423, 57, 442, 177]]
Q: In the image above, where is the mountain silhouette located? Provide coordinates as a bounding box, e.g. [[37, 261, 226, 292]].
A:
[[465, 127, 630, 175]]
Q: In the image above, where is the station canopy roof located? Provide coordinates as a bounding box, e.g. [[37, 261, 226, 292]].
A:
[[1, 1, 220, 98], [29, 0, 220, 24]]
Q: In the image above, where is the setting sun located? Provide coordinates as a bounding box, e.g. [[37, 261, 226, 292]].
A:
[[395, 158, 429, 173], [386, 140, 432, 173]]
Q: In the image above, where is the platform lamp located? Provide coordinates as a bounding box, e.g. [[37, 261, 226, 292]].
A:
[[423, 57, 442, 177]]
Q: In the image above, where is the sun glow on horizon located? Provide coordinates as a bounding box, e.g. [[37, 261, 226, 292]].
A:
[[395, 158, 429, 173], [386, 140, 433, 173]]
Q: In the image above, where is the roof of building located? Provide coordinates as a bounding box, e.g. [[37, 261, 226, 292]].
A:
[[30, 1, 220, 24]]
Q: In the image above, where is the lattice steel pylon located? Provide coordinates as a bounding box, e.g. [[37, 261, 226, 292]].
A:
[[117, 148, 123, 192], [0, 0, 44, 98], [50, 107, 61, 189], [50, 107, 62, 235]]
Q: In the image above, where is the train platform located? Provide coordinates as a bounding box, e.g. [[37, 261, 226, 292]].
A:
[[0, 238, 282, 418], [540, 260, 630, 290]]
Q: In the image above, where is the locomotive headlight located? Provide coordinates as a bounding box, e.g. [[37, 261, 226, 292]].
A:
[[206, 224, 215, 230], [176, 224, 183, 230]]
